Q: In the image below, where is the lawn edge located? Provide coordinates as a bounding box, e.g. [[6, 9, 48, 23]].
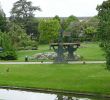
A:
[[0, 86, 110, 99]]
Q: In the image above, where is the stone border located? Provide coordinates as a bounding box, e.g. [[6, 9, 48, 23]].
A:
[[0, 86, 110, 99]]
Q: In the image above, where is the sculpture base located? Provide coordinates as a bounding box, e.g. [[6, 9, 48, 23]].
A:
[[54, 57, 68, 64]]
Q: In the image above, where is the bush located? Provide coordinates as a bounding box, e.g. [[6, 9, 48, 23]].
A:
[[0, 51, 17, 60], [24, 46, 32, 50], [17, 47, 25, 50]]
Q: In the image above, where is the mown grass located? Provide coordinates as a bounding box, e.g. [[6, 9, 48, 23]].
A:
[[0, 64, 110, 95], [17, 42, 105, 61], [76, 43, 105, 61], [17, 45, 51, 61]]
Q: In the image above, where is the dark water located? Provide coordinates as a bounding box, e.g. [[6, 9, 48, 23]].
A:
[[0, 89, 109, 100]]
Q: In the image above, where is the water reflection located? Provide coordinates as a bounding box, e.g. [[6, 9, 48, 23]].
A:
[[0, 89, 109, 100]]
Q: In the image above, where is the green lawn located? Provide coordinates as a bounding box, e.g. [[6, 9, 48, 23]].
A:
[[76, 43, 105, 61], [17, 45, 51, 61], [17, 42, 105, 61], [0, 64, 110, 95]]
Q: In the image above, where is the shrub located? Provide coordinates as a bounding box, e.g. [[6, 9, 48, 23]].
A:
[[0, 51, 17, 60]]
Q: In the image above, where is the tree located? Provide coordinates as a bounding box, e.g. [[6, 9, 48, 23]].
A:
[[7, 22, 30, 48], [61, 15, 79, 31], [62, 16, 80, 42], [38, 19, 61, 44], [83, 26, 97, 41], [85, 16, 99, 28], [0, 5, 7, 32], [66, 15, 79, 24], [81, 16, 99, 41], [97, 0, 110, 69], [53, 15, 61, 23], [0, 31, 17, 60], [10, 0, 41, 20], [6, 22, 38, 50], [65, 21, 81, 41], [10, 0, 41, 37], [25, 17, 39, 37]]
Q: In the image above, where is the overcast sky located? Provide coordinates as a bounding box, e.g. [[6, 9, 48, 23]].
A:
[[0, 0, 105, 17]]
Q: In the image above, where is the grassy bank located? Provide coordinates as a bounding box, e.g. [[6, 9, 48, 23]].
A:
[[0, 64, 110, 95]]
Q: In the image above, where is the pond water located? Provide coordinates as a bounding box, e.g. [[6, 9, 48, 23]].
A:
[[0, 89, 109, 100]]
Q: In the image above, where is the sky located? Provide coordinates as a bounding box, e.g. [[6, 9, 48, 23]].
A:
[[0, 0, 105, 17]]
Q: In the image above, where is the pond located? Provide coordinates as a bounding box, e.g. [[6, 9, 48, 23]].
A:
[[0, 88, 109, 100]]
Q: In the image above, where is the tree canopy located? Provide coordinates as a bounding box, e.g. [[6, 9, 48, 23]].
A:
[[97, 0, 110, 69], [10, 0, 41, 20], [10, 0, 41, 38], [61, 15, 79, 31], [0, 5, 7, 32], [38, 19, 61, 44]]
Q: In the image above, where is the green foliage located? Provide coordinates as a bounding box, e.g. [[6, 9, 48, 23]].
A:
[[61, 16, 80, 42], [85, 26, 97, 35], [38, 19, 61, 44], [25, 18, 40, 37], [0, 31, 17, 60], [0, 32, 12, 51], [10, 0, 41, 37], [84, 26, 97, 41], [97, 0, 110, 69], [81, 16, 99, 41], [81, 16, 99, 29], [66, 15, 79, 23], [65, 21, 81, 41], [10, 0, 41, 20], [7, 22, 29, 47], [61, 19, 67, 30], [62, 15, 79, 30], [53, 15, 61, 23], [25, 40, 38, 49], [0, 51, 17, 60], [7, 22, 38, 50], [0, 7, 7, 32]]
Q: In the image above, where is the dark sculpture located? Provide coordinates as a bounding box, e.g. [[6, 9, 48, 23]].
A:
[[50, 30, 80, 63]]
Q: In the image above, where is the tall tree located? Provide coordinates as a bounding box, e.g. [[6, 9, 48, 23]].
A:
[[0, 5, 6, 32], [65, 21, 81, 39], [61, 15, 79, 31], [10, 0, 41, 20], [25, 17, 39, 37], [10, 0, 41, 36], [66, 15, 79, 24], [97, 0, 110, 69], [53, 15, 61, 23]]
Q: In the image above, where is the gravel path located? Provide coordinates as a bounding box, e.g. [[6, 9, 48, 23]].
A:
[[0, 61, 106, 64]]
